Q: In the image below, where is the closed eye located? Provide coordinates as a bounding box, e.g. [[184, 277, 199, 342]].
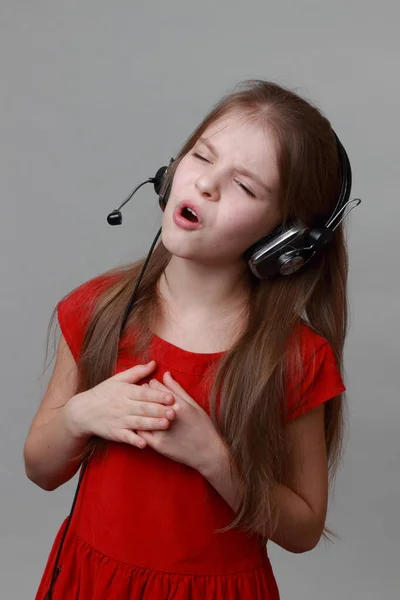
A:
[[193, 152, 210, 162], [235, 181, 255, 197]]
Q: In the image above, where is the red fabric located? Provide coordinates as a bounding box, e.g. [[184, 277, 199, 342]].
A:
[[35, 275, 345, 599]]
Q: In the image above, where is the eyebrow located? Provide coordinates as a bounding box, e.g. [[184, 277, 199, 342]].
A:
[[197, 136, 273, 195]]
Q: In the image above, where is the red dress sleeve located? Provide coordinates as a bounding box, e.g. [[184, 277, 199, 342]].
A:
[[57, 274, 115, 362], [285, 325, 346, 422]]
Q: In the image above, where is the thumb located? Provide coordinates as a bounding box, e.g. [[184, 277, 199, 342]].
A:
[[111, 360, 157, 383]]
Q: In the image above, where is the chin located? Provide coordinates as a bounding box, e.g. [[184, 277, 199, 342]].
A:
[[160, 227, 195, 258]]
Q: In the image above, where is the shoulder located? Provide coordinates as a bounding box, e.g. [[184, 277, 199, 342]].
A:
[[285, 321, 346, 422], [293, 320, 331, 359], [57, 272, 118, 325], [57, 271, 121, 361]]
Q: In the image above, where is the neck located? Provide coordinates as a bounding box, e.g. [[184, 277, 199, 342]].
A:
[[158, 255, 252, 318]]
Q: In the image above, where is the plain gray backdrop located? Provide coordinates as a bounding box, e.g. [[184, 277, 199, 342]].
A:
[[1, 1, 399, 598]]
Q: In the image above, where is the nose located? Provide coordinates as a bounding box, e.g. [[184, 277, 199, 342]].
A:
[[195, 174, 220, 202]]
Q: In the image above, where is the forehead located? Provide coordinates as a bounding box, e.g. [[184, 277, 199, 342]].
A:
[[198, 111, 279, 177]]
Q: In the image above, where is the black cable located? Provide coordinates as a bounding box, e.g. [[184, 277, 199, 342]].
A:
[[120, 227, 161, 334], [45, 460, 88, 599]]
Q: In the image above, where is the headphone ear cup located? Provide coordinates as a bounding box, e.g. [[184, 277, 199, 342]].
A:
[[243, 224, 286, 262], [244, 224, 309, 279], [154, 158, 174, 211], [153, 166, 168, 196]]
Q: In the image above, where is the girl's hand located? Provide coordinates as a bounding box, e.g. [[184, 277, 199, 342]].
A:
[[63, 361, 176, 449], [138, 372, 224, 473]]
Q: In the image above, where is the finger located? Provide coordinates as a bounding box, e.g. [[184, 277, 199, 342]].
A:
[[120, 383, 174, 405], [136, 430, 154, 445], [127, 400, 175, 420], [148, 380, 178, 412], [148, 378, 170, 393], [140, 385, 174, 405], [111, 361, 157, 383], [119, 429, 148, 449], [162, 372, 197, 407], [125, 415, 171, 431]]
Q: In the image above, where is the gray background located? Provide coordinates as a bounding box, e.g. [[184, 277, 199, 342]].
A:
[[1, 1, 398, 598]]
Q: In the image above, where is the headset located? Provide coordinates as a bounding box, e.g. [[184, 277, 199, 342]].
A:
[[108, 131, 360, 331], [109, 134, 360, 281], [45, 131, 361, 599]]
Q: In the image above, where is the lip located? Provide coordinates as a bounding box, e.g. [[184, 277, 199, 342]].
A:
[[173, 201, 203, 230]]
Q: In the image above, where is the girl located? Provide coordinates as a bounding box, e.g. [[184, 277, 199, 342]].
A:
[[25, 79, 359, 600]]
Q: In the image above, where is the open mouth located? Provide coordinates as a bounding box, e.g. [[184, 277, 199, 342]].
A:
[[181, 206, 199, 223]]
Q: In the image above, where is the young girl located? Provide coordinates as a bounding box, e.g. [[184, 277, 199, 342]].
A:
[[25, 79, 359, 600]]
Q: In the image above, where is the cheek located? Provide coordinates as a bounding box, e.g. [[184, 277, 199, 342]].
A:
[[218, 205, 268, 241], [162, 169, 189, 214], [170, 159, 194, 192]]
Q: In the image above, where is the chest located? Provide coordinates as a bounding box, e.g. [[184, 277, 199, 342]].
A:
[[154, 316, 243, 354]]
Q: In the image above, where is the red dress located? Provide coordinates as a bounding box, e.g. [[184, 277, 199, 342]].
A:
[[35, 275, 346, 599]]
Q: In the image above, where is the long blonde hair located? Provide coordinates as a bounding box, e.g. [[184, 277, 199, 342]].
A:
[[47, 80, 348, 542]]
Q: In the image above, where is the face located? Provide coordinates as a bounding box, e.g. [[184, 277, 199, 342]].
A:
[[161, 112, 282, 269]]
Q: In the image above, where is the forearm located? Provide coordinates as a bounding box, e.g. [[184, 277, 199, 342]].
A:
[[199, 440, 323, 554], [24, 404, 90, 491]]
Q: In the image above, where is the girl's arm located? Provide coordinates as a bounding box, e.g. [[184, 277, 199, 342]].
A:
[[199, 404, 329, 554], [23, 335, 90, 491]]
